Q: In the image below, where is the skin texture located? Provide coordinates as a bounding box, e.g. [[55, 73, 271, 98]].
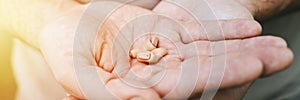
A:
[[236, 0, 292, 20], [152, 0, 294, 99], [38, 1, 293, 99], [153, 0, 260, 43], [0, 0, 295, 100], [0, 0, 159, 49]]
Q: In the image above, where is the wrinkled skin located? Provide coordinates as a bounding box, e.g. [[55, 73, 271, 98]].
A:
[[38, 1, 294, 100]]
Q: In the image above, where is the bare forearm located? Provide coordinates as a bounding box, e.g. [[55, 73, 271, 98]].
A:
[[284, 0, 300, 13], [237, 0, 293, 20]]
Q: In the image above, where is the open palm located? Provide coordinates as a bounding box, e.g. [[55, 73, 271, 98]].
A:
[[153, 0, 294, 99], [38, 1, 293, 100]]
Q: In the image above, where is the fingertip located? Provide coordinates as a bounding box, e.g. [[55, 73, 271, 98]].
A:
[[263, 48, 294, 76], [243, 36, 288, 47], [262, 36, 288, 47], [274, 36, 288, 47], [250, 20, 262, 36], [235, 20, 262, 38], [286, 48, 295, 66]]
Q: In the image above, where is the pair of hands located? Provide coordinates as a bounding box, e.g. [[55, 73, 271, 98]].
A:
[[34, 0, 294, 99]]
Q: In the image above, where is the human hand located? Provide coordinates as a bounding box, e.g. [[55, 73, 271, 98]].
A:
[[235, 0, 292, 20], [38, 1, 293, 99], [0, 0, 160, 49], [152, 2, 258, 99], [153, 0, 261, 43], [153, 0, 294, 99], [153, 0, 292, 21]]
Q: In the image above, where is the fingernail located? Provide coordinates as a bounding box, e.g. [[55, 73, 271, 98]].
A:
[[275, 38, 287, 47]]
